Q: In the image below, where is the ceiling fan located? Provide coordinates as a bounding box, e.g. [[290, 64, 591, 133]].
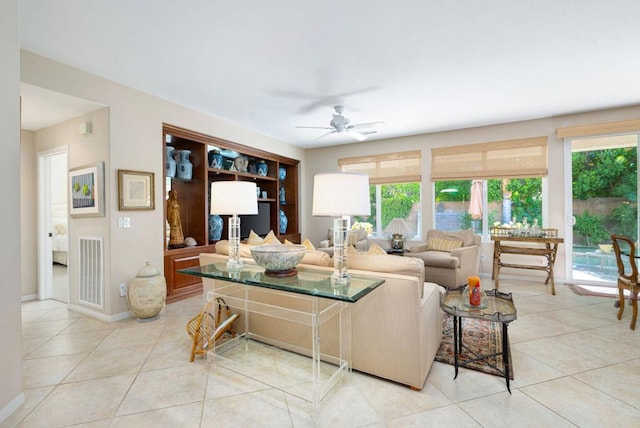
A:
[[296, 105, 383, 141]]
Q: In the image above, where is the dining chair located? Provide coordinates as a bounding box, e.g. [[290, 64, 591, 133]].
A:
[[611, 234, 639, 330]]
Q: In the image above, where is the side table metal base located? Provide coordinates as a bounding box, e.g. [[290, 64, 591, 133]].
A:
[[452, 315, 512, 393]]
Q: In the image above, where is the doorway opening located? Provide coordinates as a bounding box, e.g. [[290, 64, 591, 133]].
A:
[[38, 147, 69, 302], [566, 133, 639, 286]]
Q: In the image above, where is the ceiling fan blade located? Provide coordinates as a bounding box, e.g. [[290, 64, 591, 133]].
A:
[[295, 126, 334, 130], [346, 130, 368, 141], [348, 121, 384, 129], [315, 130, 337, 140]]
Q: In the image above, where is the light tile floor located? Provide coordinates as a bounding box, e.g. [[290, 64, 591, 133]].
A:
[[4, 279, 640, 427]]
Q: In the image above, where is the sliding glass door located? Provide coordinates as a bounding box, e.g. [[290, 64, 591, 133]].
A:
[[568, 133, 639, 285]]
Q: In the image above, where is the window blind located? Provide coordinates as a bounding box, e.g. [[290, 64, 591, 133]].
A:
[[556, 119, 640, 139], [339, 150, 421, 185], [431, 137, 548, 181]]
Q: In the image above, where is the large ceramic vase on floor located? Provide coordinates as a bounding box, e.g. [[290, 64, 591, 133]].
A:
[[127, 262, 166, 321]]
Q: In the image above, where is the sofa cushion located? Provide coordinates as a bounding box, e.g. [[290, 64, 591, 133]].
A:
[[418, 250, 460, 269], [427, 229, 474, 247], [410, 243, 428, 253], [367, 242, 387, 255], [301, 250, 332, 266], [215, 240, 254, 258], [427, 237, 463, 252], [348, 254, 425, 287]]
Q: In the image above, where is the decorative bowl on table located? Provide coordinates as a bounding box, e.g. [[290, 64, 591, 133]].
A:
[[250, 244, 306, 277]]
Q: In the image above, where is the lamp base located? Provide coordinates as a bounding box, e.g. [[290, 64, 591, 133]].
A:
[[227, 215, 243, 271], [226, 258, 244, 271], [332, 217, 350, 287], [331, 272, 350, 287]]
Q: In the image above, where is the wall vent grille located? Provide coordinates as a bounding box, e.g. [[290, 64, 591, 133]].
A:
[[79, 235, 104, 308]]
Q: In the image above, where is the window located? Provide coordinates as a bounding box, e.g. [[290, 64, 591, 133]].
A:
[[432, 137, 547, 237], [340, 151, 422, 238], [434, 178, 542, 234]]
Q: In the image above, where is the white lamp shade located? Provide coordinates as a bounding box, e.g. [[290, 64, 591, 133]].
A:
[[210, 181, 258, 215], [312, 172, 371, 216], [384, 217, 412, 235]]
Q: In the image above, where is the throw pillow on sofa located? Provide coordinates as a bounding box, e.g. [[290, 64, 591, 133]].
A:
[[286, 238, 316, 251], [427, 237, 463, 252], [427, 228, 474, 246], [248, 230, 280, 245], [367, 242, 387, 255]]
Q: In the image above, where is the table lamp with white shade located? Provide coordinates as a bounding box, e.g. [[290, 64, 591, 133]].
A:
[[312, 172, 371, 285], [384, 217, 412, 250], [210, 181, 258, 270]]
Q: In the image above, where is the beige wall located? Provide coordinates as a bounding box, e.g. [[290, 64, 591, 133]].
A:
[[303, 105, 640, 280], [33, 108, 110, 310], [0, 0, 24, 421], [20, 130, 37, 298], [21, 51, 305, 319]]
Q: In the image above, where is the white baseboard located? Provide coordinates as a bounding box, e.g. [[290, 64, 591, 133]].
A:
[[21, 294, 37, 302], [0, 392, 25, 424], [69, 304, 131, 323]]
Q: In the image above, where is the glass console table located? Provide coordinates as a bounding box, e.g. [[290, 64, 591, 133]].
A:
[[179, 262, 384, 417]]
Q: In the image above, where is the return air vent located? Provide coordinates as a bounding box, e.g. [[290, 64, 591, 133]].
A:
[[78, 235, 104, 308]]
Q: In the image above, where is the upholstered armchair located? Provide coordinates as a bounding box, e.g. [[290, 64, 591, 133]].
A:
[[318, 228, 369, 257], [408, 229, 481, 289]]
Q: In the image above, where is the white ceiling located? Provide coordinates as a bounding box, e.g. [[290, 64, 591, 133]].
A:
[[20, 83, 105, 131], [19, 0, 640, 148]]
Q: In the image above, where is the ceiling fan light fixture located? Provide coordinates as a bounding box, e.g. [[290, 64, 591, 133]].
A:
[[296, 105, 382, 142]]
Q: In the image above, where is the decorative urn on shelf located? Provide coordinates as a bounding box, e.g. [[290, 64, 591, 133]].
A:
[[209, 149, 223, 169], [256, 160, 268, 176], [209, 214, 223, 241], [127, 262, 166, 321], [279, 209, 288, 234], [165, 146, 176, 178], [176, 149, 193, 179]]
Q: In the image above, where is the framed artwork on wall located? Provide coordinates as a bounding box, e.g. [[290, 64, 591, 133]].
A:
[[69, 162, 105, 217], [118, 169, 155, 210]]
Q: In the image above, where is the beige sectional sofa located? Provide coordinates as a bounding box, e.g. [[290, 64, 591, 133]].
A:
[[199, 244, 443, 390], [408, 229, 481, 289]]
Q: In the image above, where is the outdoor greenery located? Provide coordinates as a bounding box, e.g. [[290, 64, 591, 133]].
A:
[[573, 210, 610, 246], [436, 178, 542, 226], [354, 182, 421, 231], [572, 147, 638, 245], [369, 147, 637, 244], [488, 178, 542, 224]]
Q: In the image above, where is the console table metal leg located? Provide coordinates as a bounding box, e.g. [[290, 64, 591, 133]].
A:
[[453, 315, 459, 379], [502, 322, 511, 393]]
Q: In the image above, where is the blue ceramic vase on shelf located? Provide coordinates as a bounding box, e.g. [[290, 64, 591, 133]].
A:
[[176, 150, 193, 179], [209, 214, 223, 241], [257, 160, 268, 176], [278, 166, 286, 181], [209, 150, 223, 169], [279, 209, 288, 234], [165, 146, 176, 178]]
